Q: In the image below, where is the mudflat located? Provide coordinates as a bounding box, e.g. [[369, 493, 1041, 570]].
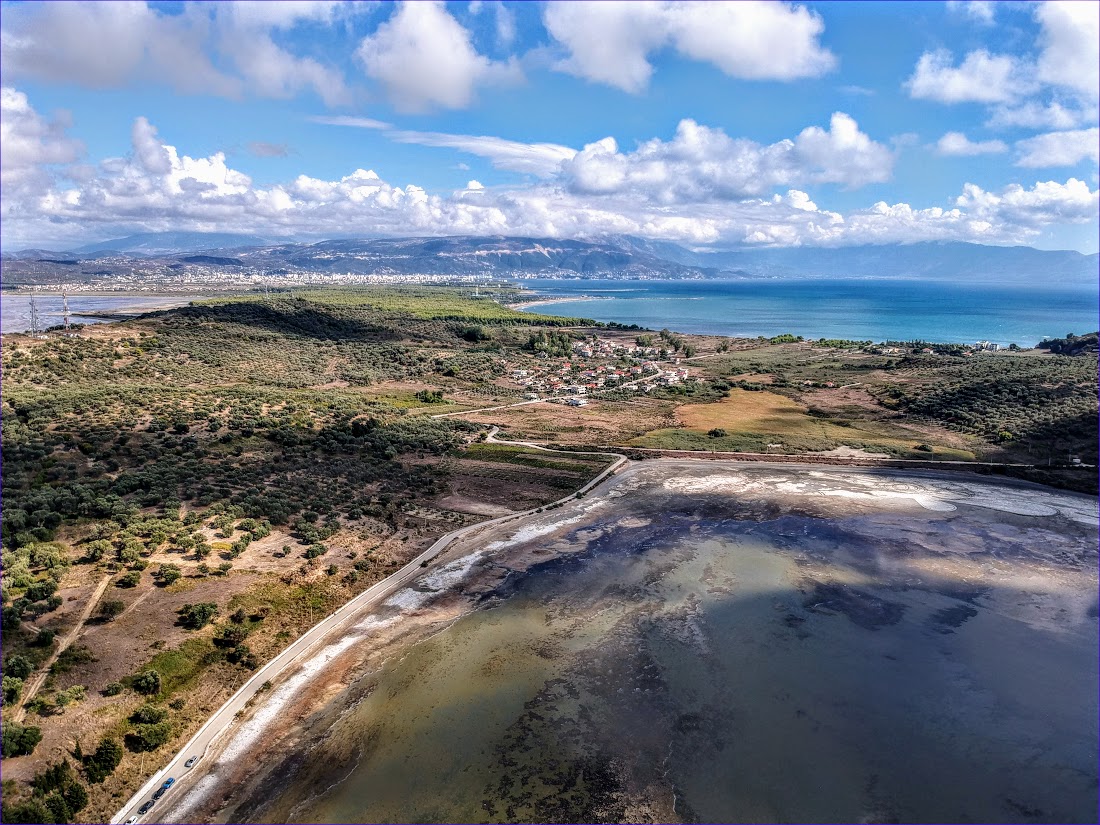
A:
[[163, 462, 1099, 824]]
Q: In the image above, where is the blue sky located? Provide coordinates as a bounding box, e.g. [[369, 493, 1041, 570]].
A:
[[1, 1, 1097, 252]]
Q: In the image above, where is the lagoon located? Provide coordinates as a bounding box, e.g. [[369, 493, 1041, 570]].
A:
[[0, 293, 204, 333], [164, 463, 1099, 824]]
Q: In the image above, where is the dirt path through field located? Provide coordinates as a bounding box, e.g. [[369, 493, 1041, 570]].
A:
[[13, 573, 112, 722]]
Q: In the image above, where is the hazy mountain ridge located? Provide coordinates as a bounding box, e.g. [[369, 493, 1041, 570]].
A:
[[69, 231, 272, 256], [3, 233, 1097, 283]]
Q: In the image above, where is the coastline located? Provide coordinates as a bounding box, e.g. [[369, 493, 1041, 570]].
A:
[[508, 294, 603, 311], [115, 439, 627, 824], [155, 459, 1098, 824], [0, 293, 208, 334]]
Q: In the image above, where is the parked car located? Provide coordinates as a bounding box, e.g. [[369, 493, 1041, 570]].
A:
[[185, 756, 198, 768], [138, 801, 155, 814], [126, 817, 138, 824]]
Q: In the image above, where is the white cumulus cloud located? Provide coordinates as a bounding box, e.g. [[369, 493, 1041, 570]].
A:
[[561, 113, 892, 202], [956, 178, 1099, 228], [2, 98, 1096, 253], [946, 1, 996, 25], [1035, 1, 1099, 103], [905, 49, 1032, 104], [543, 0, 835, 94], [0, 87, 84, 189], [935, 132, 1008, 156], [0, 1, 360, 106], [1014, 129, 1100, 168], [907, 2, 1099, 130], [356, 1, 521, 112]]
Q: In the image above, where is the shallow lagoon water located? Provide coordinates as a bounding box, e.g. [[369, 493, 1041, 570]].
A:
[[177, 464, 1098, 824]]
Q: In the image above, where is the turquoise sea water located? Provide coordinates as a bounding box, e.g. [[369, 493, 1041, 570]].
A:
[[519, 278, 1100, 347]]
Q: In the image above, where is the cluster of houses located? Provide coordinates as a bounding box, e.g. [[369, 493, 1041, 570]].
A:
[[507, 336, 695, 404], [875, 341, 1003, 357]]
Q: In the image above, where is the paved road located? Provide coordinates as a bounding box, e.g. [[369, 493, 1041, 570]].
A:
[[114, 437, 625, 824], [14, 573, 111, 723]]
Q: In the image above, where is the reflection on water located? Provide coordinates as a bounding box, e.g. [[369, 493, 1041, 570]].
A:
[[214, 467, 1098, 824], [0, 294, 203, 333]]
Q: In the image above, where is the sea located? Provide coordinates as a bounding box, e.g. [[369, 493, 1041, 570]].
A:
[[518, 277, 1100, 347], [0, 293, 204, 333], [2, 281, 1096, 347]]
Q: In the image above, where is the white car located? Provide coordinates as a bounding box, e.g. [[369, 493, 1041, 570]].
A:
[[127, 817, 139, 824]]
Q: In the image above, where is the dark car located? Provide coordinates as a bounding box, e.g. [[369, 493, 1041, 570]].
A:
[[152, 787, 166, 800], [138, 801, 155, 814]]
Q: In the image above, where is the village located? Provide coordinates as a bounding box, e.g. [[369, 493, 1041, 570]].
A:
[[505, 334, 695, 406]]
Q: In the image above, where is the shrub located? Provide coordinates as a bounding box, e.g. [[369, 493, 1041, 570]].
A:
[[153, 563, 182, 586], [124, 721, 172, 752], [304, 543, 328, 560], [97, 599, 126, 621], [33, 628, 56, 647], [2, 676, 23, 706], [1, 721, 42, 757], [177, 602, 218, 629], [130, 704, 168, 724], [83, 737, 123, 784], [132, 669, 161, 696], [3, 655, 34, 680]]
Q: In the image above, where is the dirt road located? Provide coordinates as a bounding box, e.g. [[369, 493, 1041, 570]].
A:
[[14, 573, 112, 723]]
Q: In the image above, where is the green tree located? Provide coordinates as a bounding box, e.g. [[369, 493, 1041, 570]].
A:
[[3, 675, 24, 705], [153, 563, 182, 587], [125, 721, 172, 752], [177, 602, 218, 629], [4, 654, 34, 679], [97, 599, 126, 621], [83, 737, 123, 784], [2, 721, 43, 757], [2, 797, 51, 824], [132, 669, 161, 696]]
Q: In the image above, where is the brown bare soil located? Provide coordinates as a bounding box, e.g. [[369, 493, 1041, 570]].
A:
[[459, 398, 678, 446]]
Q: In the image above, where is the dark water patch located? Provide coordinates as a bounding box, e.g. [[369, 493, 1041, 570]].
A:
[[1004, 797, 1046, 821], [803, 582, 907, 630], [480, 677, 627, 824], [930, 604, 979, 632]]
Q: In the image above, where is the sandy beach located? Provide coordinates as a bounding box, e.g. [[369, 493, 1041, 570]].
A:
[[508, 294, 602, 311]]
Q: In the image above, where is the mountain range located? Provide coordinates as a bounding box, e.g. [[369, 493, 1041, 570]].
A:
[[4, 233, 1097, 284]]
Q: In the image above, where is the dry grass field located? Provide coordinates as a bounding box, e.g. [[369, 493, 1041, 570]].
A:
[[631, 388, 977, 459]]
